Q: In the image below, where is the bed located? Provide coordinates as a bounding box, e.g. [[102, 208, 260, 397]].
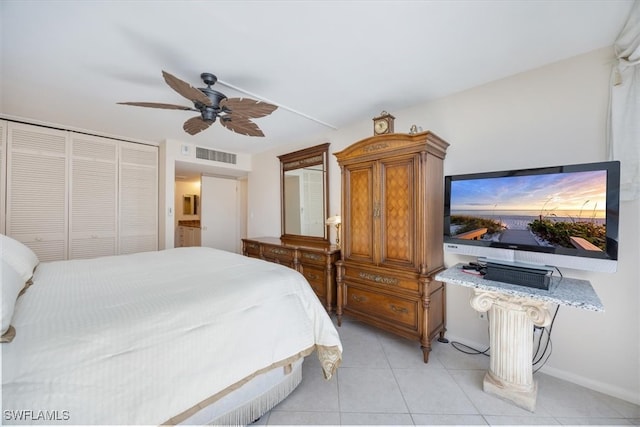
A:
[[1, 238, 342, 425]]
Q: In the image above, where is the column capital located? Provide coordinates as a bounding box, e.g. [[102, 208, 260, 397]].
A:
[[470, 288, 552, 327]]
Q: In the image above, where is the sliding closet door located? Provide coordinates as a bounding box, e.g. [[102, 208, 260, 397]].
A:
[[119, 141, 158, 254], [69, 134, 118, 259], [6, 122, 69, 261], [0, 120, 6, 234]]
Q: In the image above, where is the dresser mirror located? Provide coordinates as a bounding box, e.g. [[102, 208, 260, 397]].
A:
[[278, 143, 330, 248]]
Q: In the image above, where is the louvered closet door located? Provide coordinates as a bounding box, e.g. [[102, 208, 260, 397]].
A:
[[0, 120, 6, 234], [119, 142, 158, 254], [69, 134, 118, 259], [7, 123, 69, 261]]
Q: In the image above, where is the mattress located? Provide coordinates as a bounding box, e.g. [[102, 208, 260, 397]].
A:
[[2, 247, 342, 425]]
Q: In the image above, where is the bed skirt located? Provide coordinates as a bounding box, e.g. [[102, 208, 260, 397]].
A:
[[176, 358, 304, 426]]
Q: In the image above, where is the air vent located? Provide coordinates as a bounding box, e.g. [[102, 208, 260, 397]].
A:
[[195, 147, 237, 164]]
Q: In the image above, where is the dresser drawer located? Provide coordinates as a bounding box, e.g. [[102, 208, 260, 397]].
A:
[[298, 250, 326, 266], [262, 244, 296, 267], [301, 264, 326, 299], [344, 284, 419, 331], [243, 240, 261, 257], [343, 265, 419, 293], [241, 238, 339, 312]]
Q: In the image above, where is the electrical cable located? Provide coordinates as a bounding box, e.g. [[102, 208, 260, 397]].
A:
[[532, 305, 560, 372], [451, 340, 490, 356], [451, 311, 490, 357], [533, 328, 553, 374]]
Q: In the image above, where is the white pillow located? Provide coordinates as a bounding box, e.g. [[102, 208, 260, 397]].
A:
[[1, 259, 24, 341], [0, 234, 39, 282]]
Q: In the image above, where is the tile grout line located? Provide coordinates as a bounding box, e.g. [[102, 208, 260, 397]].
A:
[[373, 326, 415, 424]]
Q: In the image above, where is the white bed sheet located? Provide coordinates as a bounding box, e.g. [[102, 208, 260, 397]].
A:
[[2, 247, 342, 425]]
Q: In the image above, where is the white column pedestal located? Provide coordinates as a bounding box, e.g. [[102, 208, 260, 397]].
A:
[[470, 289, 552, 412]]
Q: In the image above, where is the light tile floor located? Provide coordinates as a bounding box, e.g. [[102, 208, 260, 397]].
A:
[[257, 318, 640, 426]]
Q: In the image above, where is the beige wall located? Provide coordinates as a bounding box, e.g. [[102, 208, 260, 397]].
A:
[[247, 47, 640, 404]]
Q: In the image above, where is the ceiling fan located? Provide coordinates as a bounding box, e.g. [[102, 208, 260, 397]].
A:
[[118, 71, 277, 136]]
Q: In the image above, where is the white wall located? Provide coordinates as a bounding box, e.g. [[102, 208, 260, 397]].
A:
[[246, 47, 640, 404]]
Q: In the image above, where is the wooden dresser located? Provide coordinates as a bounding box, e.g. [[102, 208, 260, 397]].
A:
[[242, 237, 340, 312], [334, 131, 449, 362]]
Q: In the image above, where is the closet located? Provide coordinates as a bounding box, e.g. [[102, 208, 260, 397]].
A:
[[334, 131, 449, 362], [1, 121, 7, 234], [1, 120, 158, 261]]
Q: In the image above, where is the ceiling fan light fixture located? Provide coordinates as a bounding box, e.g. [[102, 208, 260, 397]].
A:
[[201, 108, 217, 122]]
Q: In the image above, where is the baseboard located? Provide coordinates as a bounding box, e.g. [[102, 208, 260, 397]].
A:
[[538, 365, 640, 406], [440, 335, 640, 406]]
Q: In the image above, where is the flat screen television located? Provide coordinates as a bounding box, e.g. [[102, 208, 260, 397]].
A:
[[443, 161, 620, 273]]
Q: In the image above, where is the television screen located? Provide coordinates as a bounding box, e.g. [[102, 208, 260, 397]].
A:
[[444, 161, 620, 272]]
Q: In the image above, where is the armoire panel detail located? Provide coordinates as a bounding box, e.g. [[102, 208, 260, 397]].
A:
[[346, 166, 374, 262]]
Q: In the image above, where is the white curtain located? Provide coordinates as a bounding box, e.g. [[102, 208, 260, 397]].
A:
[[608, 0, 640, 201]]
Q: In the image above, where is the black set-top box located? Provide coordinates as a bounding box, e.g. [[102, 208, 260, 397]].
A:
[[484, 262, 553, 290]]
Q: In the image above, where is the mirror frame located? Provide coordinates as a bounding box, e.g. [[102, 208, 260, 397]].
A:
[[278, 143, 330, 249]]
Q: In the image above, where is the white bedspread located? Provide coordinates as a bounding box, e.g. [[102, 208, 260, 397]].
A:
[[2, 247, 342, 425]]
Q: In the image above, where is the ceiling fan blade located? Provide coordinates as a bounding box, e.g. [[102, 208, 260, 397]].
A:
[[162, 70, 212, 107], [220, 98, 278, 118], [117, 101, 196, 111], [183, 116, 212, 135], [220, 116, 265, 137]]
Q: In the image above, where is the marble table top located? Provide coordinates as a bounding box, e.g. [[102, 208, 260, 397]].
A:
[[435, 264, 604, 312]]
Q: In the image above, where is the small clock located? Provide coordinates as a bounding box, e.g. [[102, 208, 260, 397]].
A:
[[373, 111, 395, 135]]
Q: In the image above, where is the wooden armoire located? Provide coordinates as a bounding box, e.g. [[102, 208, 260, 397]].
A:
[[334, 131, 449, 362]]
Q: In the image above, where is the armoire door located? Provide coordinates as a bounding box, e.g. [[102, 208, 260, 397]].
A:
[[344, 161, 376, 264], [6, 122, 69, 261], [378, 154, 419, 270], [200, 175, 239, 253]]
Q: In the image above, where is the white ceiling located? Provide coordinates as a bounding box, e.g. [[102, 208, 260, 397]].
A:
[[0, 0, 634, 156]]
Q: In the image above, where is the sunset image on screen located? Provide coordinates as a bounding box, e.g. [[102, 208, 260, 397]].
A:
[[449, 170, 607, 251]]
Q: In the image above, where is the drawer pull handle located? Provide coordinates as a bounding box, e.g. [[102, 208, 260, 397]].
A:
[[269, 248, 290, 255], [358, 272, 398, 285], [247, 243, 258, 249], [352, 294, 366, 303], [307, 273, 318, 280], [303, 253, 322, 261], [390, 304, 408, 314]]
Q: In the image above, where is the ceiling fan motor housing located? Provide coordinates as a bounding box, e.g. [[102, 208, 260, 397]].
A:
[[197, 88, 227, 122]]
